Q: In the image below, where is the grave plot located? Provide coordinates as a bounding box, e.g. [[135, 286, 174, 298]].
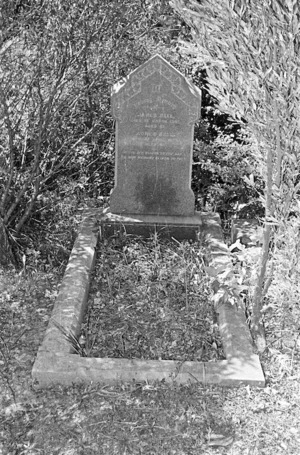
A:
[[31, 210, 265, 387], [32, 55, 265, 387], [80, 234, 225, 362]]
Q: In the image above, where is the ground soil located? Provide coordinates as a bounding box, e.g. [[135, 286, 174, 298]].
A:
[[81, 234, 225, 362]]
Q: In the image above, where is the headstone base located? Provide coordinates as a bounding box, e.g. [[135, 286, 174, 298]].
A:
[[100, 207, 203, 241]]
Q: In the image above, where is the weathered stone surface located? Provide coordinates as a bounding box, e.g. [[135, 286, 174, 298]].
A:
[[32, 352, 265, 388], [110, 54, 201, 216], [100, 207, 203, 241], [35, 212, 98, 355], [32, 209, 265, 389]]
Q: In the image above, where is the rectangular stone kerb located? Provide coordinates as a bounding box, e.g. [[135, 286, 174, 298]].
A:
[[32, 210, 265, 388]]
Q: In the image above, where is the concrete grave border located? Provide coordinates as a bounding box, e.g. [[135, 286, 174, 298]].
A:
[[32, 209, 265, 388]]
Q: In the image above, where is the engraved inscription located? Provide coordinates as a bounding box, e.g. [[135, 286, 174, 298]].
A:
[[119, 92, 186, 163]]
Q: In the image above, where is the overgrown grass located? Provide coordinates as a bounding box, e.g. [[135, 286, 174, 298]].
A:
[[81, 233, 224, 361], [1, 227, 300, 454]]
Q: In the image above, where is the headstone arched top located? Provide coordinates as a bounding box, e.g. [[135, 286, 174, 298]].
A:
[[112, 54, 201, 125]]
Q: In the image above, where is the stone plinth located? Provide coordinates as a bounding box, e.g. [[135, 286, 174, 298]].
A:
[[100, 208, 202, 241]]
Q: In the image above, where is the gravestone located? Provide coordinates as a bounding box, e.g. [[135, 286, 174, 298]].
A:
[[110, 54, 201, 217]]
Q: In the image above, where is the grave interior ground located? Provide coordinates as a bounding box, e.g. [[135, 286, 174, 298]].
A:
[[80, 232, 225, 362]]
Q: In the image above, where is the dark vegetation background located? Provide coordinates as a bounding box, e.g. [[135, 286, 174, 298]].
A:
[[0, 0, 261, 270]]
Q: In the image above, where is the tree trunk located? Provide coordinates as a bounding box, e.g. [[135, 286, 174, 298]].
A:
[[0, 216, 16, 268], [250, 140, 273, 353]]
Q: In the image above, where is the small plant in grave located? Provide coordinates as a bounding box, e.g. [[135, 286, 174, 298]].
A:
[[80, 233, 225, 361], [204, 255, 248, 309]]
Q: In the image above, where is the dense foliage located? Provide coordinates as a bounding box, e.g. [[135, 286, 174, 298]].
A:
[[172, 0, 300, 350], [0, 0, 259, 267], [0, 0, 176, 263]]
